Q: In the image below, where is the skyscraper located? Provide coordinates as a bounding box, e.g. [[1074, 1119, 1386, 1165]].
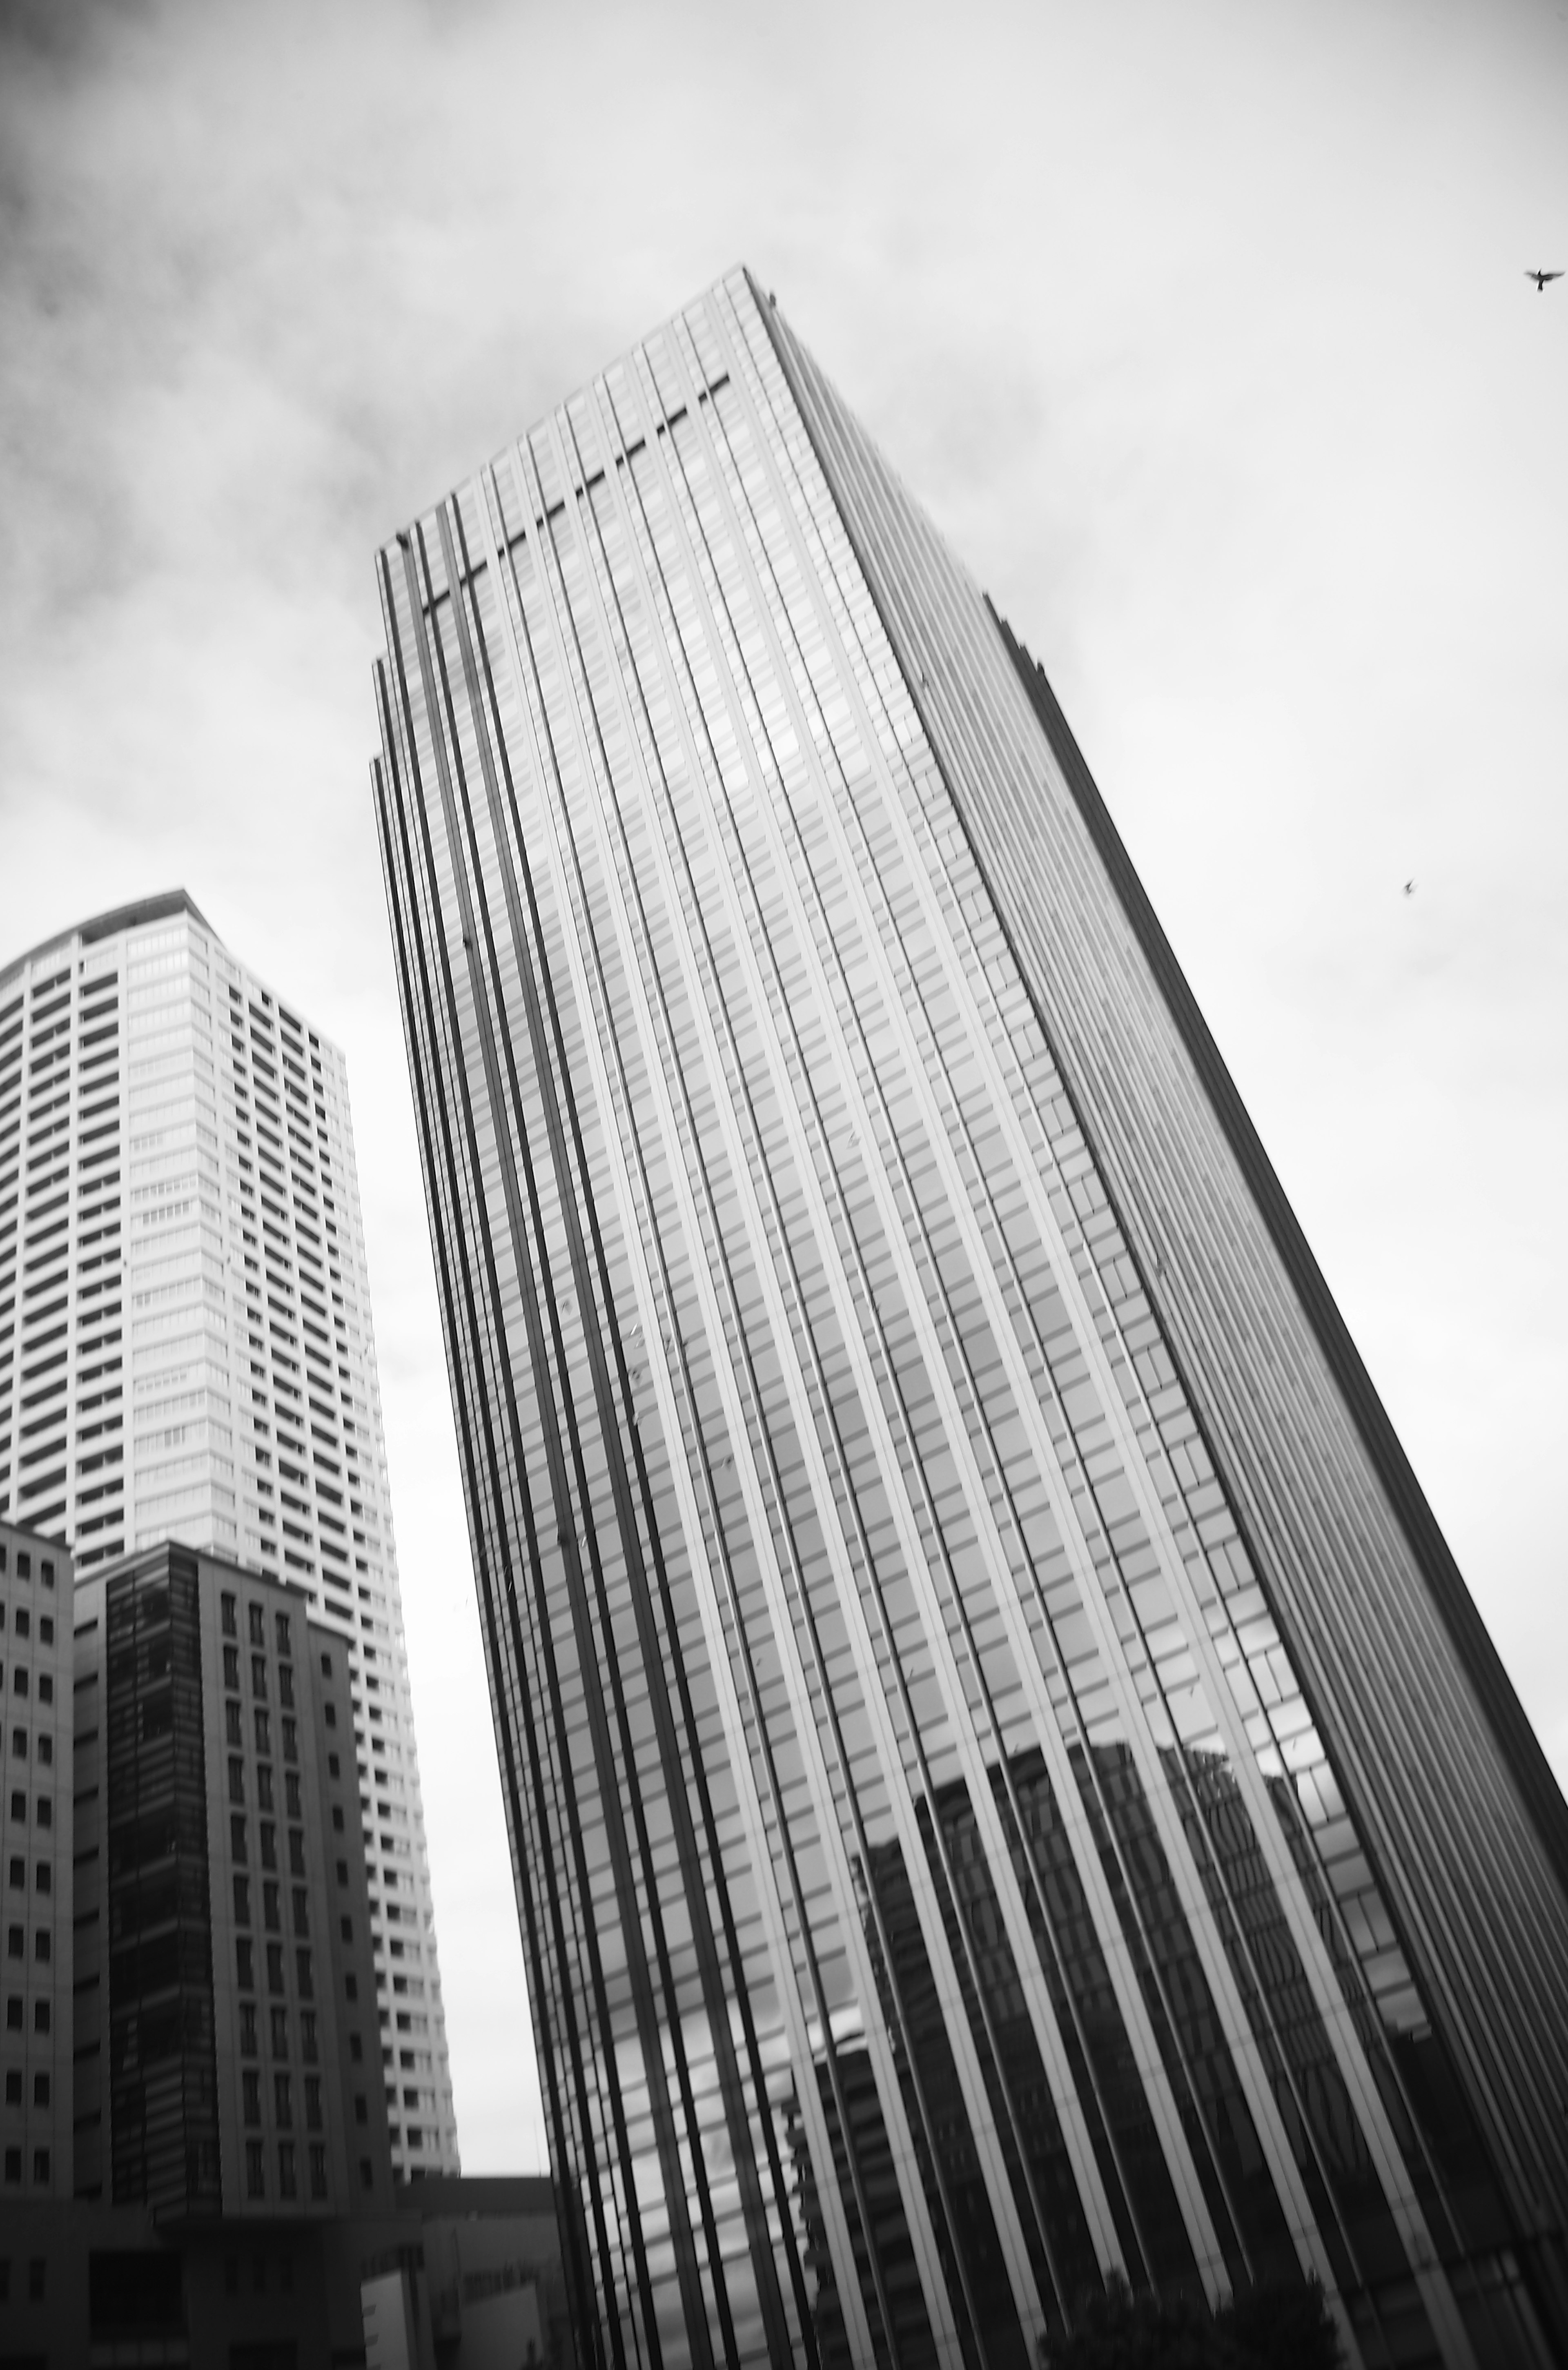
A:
[[370, 269, 1568, 2369], [71, 1538, 393, 2216], [0, 893, 458, 2181]]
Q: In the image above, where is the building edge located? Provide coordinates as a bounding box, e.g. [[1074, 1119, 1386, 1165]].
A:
[[0, 889, 220, 1001], [983, 608, 1568, 1902]]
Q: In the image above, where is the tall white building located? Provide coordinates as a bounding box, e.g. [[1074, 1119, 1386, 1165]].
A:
[[0, 889, 458, 2180]]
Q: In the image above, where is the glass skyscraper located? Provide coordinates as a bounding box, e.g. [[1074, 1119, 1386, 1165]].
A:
[[370, 269, 1568, 2369], [0, 893, 459, 2181]]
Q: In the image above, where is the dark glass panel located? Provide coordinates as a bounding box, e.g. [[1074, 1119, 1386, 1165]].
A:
[[1079, 1742, 1299, 2289]]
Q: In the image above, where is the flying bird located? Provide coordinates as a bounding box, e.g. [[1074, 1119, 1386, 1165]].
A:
[[1403, 880, 1416, 896], [1526, 270, 1564, 291]]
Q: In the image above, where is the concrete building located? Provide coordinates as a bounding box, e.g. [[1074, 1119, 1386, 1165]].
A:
[[0, 1518, 72, 2201], [371, 268, 1568, 2367], [72, 1539, 394, 2217], [0, 892, 457, 2178]]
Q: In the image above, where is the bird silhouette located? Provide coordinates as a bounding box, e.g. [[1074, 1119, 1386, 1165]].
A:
[[1403, 880, 1416, 897], [1526, 270, 1564, 291]]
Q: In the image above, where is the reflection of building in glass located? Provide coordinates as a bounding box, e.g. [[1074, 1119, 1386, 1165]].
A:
[[0, 894, 457, 2181], [371, 268, 1568, 2368]]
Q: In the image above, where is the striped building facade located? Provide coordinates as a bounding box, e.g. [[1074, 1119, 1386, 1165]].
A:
[[371, 269, 1568, 2368]]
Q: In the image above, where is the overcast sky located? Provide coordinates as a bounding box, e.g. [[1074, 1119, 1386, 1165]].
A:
[[2, 0, 1564, 2177]]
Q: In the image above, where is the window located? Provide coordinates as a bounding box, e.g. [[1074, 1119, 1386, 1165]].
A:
[[251, 1654, 267, 1700], [10, 1731, 25, 1760], [35, 1798, 49, 1831], [248, 1604, 265, 1647], [32, 2072, 48, 2107], [284, 1772, 301, 1819], [278, 2140, 297, 2201], [281, 1717, 296, 1763], [222, 1591, 238, 1637], [233, 1875, 250, 1928], [263, 1882, 280, 1933], [229, 1757, 245, 1806], [33, 1864, 48, 1896], [296, 1947, 313, 2000], [4, 1998, 18, 2029], [275, 1612, 292, 1657], [274, 2071, 292, 2128], [31, 2001, 47, 2035], [309, 2142, 327, 2201], [292, 1888, 309, 1938], [254, 1709, 271, 1756], [354, 2094, 368, 2125], [270, 2006, 288, 2055], [266, 1942, 284, 1995], [243, 2069, 261, 2125], [2, 2149, 18, 2184], [7, 1858, 20, 1890], [231, 1813, 247, 1864], [224, 1645, 241, 1691], [289, 1830, 305, 1877], [225, 1702, 243, 1749], [327, 1753, 340, 1778], [32, 2148, 49, 2185], [237, 1938, 254, 1991], [38, 1619, 52, 1646], [240, 2002, 258, 2058], [301, 2009, 317, 2063], [245, 2139, 265, 2199], [36, 1737, 49, 1767], [332, 1807, 344, 1834], [7, 1793, 20, 1821], [3, 2070, 17, 2103], [32, 1930, 48, 1963], [259, 1822, 277, 1871]]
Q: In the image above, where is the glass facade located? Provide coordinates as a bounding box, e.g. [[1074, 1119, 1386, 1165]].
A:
[[372, 269, 1568, 2369]]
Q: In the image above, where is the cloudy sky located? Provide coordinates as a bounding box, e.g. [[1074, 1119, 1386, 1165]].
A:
[[2, 0, 1564, 2176]]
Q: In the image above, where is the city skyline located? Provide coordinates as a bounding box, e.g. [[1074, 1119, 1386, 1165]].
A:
[[370, 266, 1568, 2365], [1, 0, 1564, 2189]]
